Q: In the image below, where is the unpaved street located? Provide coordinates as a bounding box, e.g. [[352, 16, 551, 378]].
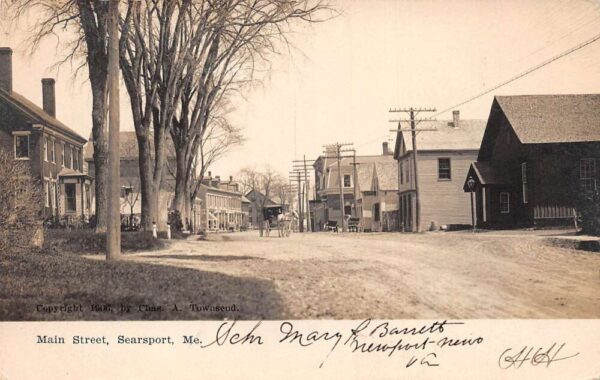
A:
[[121, 231, 600, 319]]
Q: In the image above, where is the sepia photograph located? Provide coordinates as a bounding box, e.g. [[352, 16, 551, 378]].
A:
[[2, 1, 600, 378], [0, 0, 599, 324], [0, 0, 599, 334]]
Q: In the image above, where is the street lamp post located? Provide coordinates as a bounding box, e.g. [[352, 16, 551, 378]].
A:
[[467, 176, 476, 233]]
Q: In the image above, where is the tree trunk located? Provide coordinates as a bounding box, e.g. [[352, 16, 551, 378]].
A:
[[137, 132, 157, 230], [77, 2, 109, 233], [172, 146, 188, 222], [90, 78, 108, 233]]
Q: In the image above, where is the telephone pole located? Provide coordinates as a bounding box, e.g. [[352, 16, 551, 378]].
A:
[[292, 155, 315, 232], [288, 170, 304, 232], [323, 142, 353, 232], [389, 107, 437, 233], [106, 0, 121, 260], [349, 149, 359, 217]]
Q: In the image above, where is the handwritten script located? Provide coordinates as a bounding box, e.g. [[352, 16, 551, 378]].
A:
[[498, 343, 580, 369]]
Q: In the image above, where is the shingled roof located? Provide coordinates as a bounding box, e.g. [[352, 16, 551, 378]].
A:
[[0, 89, 87, 143], [495, 94, 600, 144], [356, 163, 375, 193], [374, 161, 398, 191], [399, 119, 487, 152]]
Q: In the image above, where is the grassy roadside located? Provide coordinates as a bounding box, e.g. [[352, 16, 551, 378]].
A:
[[0, 231, 285, 321], [43, 229, 169, 255]]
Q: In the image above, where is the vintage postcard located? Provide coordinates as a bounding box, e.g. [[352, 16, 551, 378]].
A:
[[0, 0, 599, 379]]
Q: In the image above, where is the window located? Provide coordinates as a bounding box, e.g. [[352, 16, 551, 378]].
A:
[[343, 174, 351, 188], [44, 138, 48, 161], [580, 158, 596, 191], [61, 142, 65, 166], [53, 182, 58, 211], [14, 135, 29, 159], [64, 145, 71, 168], [48, 140, 56, 162], [521, 162, 528, 204], [73, 148, 80, 171], [438, 158, 451, 180], [65, 183, 77, 212], [344, 205, 352, 216], [500, 192, 510, 214], [399, 161, 404, 184], [373, 203, 380, 222], [44, 180, 51, 207], [121, 186, 133, 198]]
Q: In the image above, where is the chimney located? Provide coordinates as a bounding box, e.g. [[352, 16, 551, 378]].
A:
[[208, 171, 212, 178], [452, 110, 460, 128], [382, 142, 390, 155], [42, 78, 56, 117], [229, 175, 233, 182], [0, 47, 12, 92]]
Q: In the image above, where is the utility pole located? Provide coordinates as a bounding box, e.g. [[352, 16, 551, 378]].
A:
[[288, 170, 304, 232], [292, 156, 315, 232], [106, 0, 121, 260], [350, 150, 359, 217], [303, 155, 311, 232], [389, 107, 437, 233], [323, 142, 353, 232]]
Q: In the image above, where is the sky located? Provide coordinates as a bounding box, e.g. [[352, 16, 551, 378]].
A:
[[1, 0, 600, 180]]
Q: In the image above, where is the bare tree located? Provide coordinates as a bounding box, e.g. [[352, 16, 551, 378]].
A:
[[165, 0, 333, 223], [6, 0, 111, 233]]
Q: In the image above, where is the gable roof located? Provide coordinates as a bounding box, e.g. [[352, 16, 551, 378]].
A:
[[244, 189, 278, 206], [495, 94, 600, 144], [0, 89, 87, 144], [374, 161, 398, 191], [398, 119, 487, 153]]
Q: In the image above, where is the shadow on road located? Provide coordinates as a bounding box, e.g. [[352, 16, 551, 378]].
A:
[[0, 249, 285, 321], [143, 254, 265, 262]]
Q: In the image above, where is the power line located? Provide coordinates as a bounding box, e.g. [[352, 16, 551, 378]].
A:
[[431, 30, 600, 118], [359, 29, 600, 149]]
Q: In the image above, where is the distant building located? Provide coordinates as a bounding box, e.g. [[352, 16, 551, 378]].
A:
[[464, 95, 600, 228], [312, 142, 396, 230], [393, 111, 486, 231], [0, 47, 91, 223], [244, 189, 287, 227], [196, 174, 247, 232], [84, 131, 178, 229]]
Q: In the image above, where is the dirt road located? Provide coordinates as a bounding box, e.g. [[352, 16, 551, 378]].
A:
[[120, 230, 600, 319]]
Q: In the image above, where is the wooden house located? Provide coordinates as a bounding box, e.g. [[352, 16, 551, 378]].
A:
[[394, 111, 486, 231], [0, 47, 91, 223], [464, 95, 600, 228], [312, 143, 395, 230]]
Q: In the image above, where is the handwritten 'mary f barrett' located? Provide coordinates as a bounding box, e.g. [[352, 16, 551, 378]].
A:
[[279, 319, 467, 368]]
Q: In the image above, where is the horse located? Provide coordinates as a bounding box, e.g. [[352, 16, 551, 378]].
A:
[[277, 212, 295, 237]]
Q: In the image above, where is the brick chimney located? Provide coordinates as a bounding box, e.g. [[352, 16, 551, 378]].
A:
[[42, 78, 56, 117], [452, 110, 460, 128], [382, 142, 390, 155], [229, 175, 233, 182], [0, 47, 12, 92]]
